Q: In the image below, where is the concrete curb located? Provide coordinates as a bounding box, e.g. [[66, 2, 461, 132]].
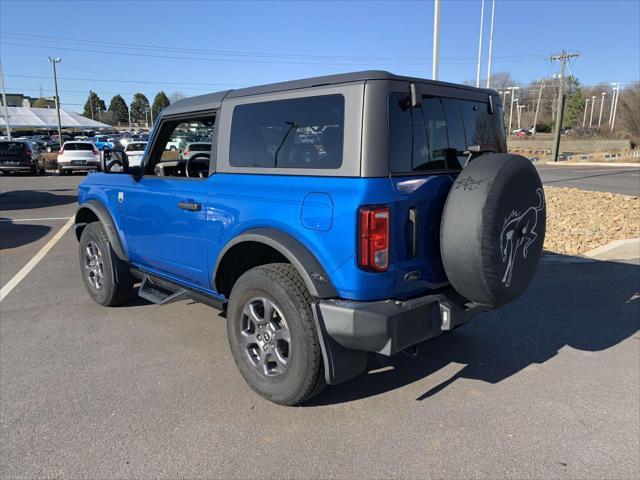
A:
[[543, 161, 640, 167], [582, 237, 640, 261], [542, 238, 640, 264]]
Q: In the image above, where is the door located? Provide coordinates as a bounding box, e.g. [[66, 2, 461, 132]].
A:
[[121, 113, 217, 289]]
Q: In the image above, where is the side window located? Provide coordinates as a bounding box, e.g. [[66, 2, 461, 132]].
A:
[[441, 98, 470, 166], [229, 95, 344, 169], [459, 101, 494, 146], [145, 116, 215, 178]]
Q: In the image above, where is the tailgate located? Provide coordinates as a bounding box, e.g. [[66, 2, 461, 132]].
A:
[[391, 175, 453, 298]]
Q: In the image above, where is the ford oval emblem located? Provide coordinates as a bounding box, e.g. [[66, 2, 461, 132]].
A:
[[404, 271, 421, 282]]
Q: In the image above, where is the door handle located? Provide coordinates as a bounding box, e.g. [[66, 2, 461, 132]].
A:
[[408, 208, 418, 259], [178, 201, 202, 211]]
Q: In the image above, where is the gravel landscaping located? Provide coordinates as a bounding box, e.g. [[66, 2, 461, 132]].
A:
[[544, 186, 640, 255]]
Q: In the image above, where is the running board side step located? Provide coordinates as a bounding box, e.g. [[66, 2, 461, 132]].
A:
[[138, 275, 187, 305]]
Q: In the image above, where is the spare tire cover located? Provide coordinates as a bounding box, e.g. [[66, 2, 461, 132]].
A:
[[440, 153, 546, 308]]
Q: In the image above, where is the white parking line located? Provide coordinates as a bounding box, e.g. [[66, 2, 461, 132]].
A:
[[0, 217, 74, 302], [0, 217, 71, 222]]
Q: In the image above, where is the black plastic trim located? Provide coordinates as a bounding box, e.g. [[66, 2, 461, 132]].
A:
[[213, 228, 338, 299], [74, 200, 128, 262]]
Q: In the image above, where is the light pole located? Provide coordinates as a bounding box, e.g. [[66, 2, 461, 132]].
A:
[[588, 95, 596, 128], [582, 98, 589, 128], [532, 82, 544, 135], [0, 61, 11, 140], [485, 0, 496, 88], [89, 91, 94, 120], [517, 102, 525, 130], [475, 0, 485, 88], [128, 108, 132, 131], [609, 83, 619, 128], [432, 0, 441, 80], [611, 83, 621, 132], [507, 86, 519, 134], [47, 57, 63, 150], [598, 92, 606, 128]]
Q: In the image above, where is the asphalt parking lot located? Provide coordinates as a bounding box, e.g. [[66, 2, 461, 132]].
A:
[[1, 173, 639, 479], [536, 163, 640, 196]]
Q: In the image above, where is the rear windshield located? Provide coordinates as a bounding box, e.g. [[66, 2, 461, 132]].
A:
[[0, 142, 27, 153], [126, 143, 146, 151], [229, 94, 344, 169], [64, 143, 94, 151], [388, 93, 506, 174], [189, 144, 210, 151]]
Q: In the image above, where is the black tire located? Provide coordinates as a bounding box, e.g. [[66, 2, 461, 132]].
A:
[[57, 167, 65, 176], [31, 164, 39, 176], [227, 263, 325, 406], [79, 222, 134, 307], [440, 153, 546, 308]]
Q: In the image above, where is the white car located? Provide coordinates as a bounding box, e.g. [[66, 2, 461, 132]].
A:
[[165, 137, 187, 151], [57, 141, 100, 175], [124, 142, 147, 167], [179, 142, 212, 161]]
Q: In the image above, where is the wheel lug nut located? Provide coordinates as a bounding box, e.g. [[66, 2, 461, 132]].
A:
[[263, 345, 268, 351], [257, 334, 262, 340]]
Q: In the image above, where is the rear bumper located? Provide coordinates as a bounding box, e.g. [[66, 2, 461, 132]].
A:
[[58, 161, 100, 171], [313, 289, 489, 384]]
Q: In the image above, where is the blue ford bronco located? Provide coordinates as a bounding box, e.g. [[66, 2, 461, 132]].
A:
[[75, 71, 546, 405]]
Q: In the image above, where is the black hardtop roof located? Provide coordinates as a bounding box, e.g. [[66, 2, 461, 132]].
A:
[[161, 70, 498, 116]]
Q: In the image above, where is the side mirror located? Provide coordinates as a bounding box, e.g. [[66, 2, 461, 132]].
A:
[[100, 149, 129, 174]]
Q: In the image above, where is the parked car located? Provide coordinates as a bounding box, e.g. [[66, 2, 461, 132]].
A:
[[57, 141, 100, 175], [0, 140, 45, 175], [91, 135, 115, 150], [75, 71, 545, 406], [123, 141, 147, 167], [179, 142, 212, 161], [165, 137, 187, 151], [49, 134, 72, 152]]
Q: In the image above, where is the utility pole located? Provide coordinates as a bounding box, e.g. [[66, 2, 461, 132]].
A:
[[549, 50, 579, 162], [128, 108, 132, 130], [598, 91, 606, 128], [47, 57, 63, 150], [532, 82, 544, 135], [589, 95, 596, 128], [611, 83, 621, 132], [582, 98, 589, 128], [432, 0, 441, 80], [0, 61, 11, 140], [485, 0, 495, 88], [507, 86, 519, 134], [89, 91, 94, 120], [475, 0, 485, 88]]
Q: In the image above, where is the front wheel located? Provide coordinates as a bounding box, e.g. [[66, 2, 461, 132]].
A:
[[227, 263, 325, 405], [79, 222, 133, 306]]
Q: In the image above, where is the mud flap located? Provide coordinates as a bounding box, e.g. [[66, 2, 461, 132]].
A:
[[312, 303, 368, 385]]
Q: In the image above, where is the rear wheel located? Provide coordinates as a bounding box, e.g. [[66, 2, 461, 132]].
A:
[[79, 222, 134, 307], [227, 263, 325, 405]]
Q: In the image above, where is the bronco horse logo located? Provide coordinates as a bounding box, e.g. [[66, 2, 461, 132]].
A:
[[500, 188, 545, 287]]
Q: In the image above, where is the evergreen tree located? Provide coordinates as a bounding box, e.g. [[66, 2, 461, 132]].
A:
[[563, 77, 585, 128], [151, 91, 170, 120], [31, 98, 50, 108], [129, 93, 150, 123], [83, 91, 106, 119], [108, 95, 129, 124]]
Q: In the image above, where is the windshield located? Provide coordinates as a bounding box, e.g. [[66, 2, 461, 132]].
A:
[[0, 142, 27, 154], [96, 136, 108, 142], [64, 143, 94, 151], [388, 93, 506, 174], [126, 143, 146, 151], [189, 144, 211, 151]]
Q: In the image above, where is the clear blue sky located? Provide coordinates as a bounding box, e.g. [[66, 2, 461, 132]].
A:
[[1, 0, 638, 112]]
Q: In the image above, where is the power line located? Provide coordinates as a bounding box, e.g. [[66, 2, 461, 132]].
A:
[[5, 73, 246, 87]]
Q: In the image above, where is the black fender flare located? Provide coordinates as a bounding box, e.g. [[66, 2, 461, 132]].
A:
[[213, 228, 338, 299], [74, 200, 129, 262]]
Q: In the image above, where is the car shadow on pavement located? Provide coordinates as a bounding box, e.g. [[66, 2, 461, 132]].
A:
[[309, 258, 640, 406], [0, 218, 51, 249], [0, 190, 77, 211]]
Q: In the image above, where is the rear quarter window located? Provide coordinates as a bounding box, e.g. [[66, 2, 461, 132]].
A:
[[229, 94, 345, 169]]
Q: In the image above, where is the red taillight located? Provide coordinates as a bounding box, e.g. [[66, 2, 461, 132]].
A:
[[92, 146, 99, 155], [184, 149, 190, 156], [57, 147, 64, 155], [23, 151, 31, 157], [359, 206, 390, 272]]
